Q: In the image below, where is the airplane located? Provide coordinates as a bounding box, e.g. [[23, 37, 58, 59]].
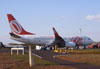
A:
[[7, 14, 94, 48], [52, 27, 94, 48]]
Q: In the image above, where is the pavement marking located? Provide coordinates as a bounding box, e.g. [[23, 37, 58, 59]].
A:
[[32, 53, 42, 59], [26, 51, 42, 58]]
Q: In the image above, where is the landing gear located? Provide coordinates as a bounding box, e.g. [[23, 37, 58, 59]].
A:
[[84, 46, 86, 49]]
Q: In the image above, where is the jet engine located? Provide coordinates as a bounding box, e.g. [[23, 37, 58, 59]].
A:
[[65, 42, 76, 47]]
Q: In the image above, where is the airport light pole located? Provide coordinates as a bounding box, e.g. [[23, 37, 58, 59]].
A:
[[80, 28, 82, 36], [29, 45, 34, 67]]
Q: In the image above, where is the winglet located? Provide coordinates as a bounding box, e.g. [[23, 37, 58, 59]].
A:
[[52, 27, 65, 47], [52, 27, 59, 37]]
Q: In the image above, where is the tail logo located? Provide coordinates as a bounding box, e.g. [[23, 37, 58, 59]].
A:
[[10, 20, 22, 34]]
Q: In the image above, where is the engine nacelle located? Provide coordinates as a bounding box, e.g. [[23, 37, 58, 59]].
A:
[[65, 42, 76, 47]]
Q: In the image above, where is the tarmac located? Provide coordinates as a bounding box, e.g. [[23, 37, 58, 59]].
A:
[[32, 50, 100, 69]]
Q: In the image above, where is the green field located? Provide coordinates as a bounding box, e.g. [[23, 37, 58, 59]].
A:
[[9, 53, 56, 65], [67, 49, 100, 54], [1, 48, 100, 68], [56, 49, 100, 66], [56, 54, 100, 66], [0, 53, 76, 69]]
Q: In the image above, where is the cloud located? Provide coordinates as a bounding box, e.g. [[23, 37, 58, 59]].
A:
[[86, 14, 100, 22]]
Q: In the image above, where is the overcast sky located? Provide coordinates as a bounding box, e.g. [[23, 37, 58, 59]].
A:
[[0, 0, 100, 44]]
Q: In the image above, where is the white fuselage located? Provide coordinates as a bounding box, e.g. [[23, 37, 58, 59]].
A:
[[11, 35, 54, 45], [11, 35, 94, 46]]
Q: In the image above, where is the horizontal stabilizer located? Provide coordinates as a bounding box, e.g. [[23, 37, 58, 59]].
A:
[[9, 33, 21, 38]]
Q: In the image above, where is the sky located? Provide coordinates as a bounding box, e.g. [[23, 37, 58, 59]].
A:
[[0, 0, 100, 44]]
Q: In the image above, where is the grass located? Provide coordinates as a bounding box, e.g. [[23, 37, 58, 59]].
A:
[[67, 49, 100, 54], [0, 53, 56, 68], [2, 48, 100, 68], [0, 53, 76, 69], [8, 53, 56, 65], [56, 54, 100, 66], [55, 49, 100, 66]]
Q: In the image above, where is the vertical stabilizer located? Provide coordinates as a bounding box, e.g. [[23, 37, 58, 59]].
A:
[[52, 27, 65, 47], [52, 27, 59, 37], [7, 14, 35, 35]]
